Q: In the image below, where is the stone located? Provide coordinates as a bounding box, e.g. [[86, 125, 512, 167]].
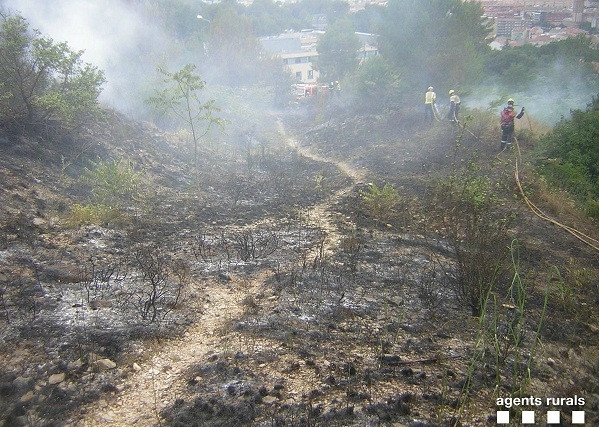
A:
[[89, 300, 112, 310], [12, 376, 32, 390], [95, 359, 117, 371], [218, 272, 232, 281], [32, 217, 46, 227], [262, 396, 278, 404], [48, 373, 66, 385], [19, 391, 34, 402], [68, 359, 83, 371], [132, 363, 142, 372]]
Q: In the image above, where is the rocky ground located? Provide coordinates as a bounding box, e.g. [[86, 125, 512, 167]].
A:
[[0, 102, 598, 426]]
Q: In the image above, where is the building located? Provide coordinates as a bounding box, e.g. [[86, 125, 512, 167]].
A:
[[260, 30, 378, 84], [260, 31, 322, 83], [495, 17, 533, 37]]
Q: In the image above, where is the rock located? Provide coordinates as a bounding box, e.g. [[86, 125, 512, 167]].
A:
[[218, 272, 232, 281], [89, 300, 112, 310], [95, 359, 117, 371], [19, 391, 34, 402], [132, 363, 142, 372], [48, 373, 65, 385], [379, 354, 402, 365], [32, 217, 46, 227], [68, 359, 83, 371], [39, 263, 80, 283], [12, 376, 32, 390], [262, 396, 278, 404]]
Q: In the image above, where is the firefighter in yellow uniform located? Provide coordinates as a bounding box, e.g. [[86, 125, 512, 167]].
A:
[[424, 86, 436, 123]]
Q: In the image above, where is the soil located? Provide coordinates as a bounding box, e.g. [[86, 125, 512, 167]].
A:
[[0, 102, 598, 427]]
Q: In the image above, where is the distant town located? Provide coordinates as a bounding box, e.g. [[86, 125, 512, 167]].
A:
[[481, 0, 599, 48], [252, 0, 599, 84]]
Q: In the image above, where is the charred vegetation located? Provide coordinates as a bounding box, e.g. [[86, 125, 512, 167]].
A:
[[0, 96, 598, 426]]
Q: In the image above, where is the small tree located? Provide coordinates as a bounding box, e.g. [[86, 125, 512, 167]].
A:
[[0, 14, 105, 134], [82, 158, 143, 207], [352, 56, 402, 111], [360, 182, 402, 222], [316, 18, 360, 82], [146, 64, 224, 169]]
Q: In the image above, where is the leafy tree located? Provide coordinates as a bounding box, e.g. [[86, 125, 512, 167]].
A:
[[351, 4, 386, 34], [485, 37, 599, 93], [146, 64, 224, 168], [0, 14, 105, 134], [285, 0, 350, 29], [379, 0, 491, 90], [207, 7, 263, 86], [352, 56, 402, 111], [538, 35, 599, 63], [316, 18, 360, 82], [484, 45, 540, 91], [536, 95, 599, 218], [247, 0, 289, 36]]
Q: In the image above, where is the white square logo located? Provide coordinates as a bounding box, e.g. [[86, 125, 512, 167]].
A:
[[522, 410, 535, 424], [496, 410, 510, 424], [546, 410, 561, 424], [572, 410, 585, 424]]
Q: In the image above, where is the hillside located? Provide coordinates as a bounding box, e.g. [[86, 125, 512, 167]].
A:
[[0, 104, 598, 427]]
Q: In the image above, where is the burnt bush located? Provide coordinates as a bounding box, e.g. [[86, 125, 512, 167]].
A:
[[165, 396, 257, 427], [117, 245, 189, 324], [232, 229, 280, 262], [428, 160, 512, 316], [0, 264, 44, 325]]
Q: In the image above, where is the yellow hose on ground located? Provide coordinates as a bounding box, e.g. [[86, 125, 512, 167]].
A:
[[513, 136, 599, 252]]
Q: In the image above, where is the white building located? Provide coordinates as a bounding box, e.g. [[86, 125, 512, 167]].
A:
[[260, 31, 322, 83], [260, 30, 378, 84]]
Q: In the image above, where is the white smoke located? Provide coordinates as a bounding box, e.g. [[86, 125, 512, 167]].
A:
[[466, 58, 596, 125], [2, 0, 175, 116]]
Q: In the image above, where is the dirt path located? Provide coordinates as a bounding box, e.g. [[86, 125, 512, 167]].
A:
[[77, 120, 366, 426], [276, 119, 366, 253], [77, 278, 255, 426]]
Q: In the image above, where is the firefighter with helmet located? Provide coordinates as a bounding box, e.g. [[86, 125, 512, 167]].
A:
[[447, 89, 461, 124], [500, 98, 525, 150], [424, 86, 436, 123]]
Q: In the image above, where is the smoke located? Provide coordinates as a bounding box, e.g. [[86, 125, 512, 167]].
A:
[[2, 0, 176, 117], [468, 59, 597, 125]]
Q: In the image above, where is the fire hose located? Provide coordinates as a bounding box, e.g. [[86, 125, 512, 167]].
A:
[[513, 130, 599, 252], [462, 110, 598, 252]]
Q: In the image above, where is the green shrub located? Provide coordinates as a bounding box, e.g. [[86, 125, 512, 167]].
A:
[[81, 158, 143, 207], [431, 163, 511, 316], [0, 14, 105, 134], [69, 204, 121, 226], [360, 183, 401, 222], [585, 199, 599, 222], [535, 97, 599, 218], [70, 158, 144, 225]]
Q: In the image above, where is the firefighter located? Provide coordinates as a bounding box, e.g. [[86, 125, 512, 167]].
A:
[[424, 86, 436, 123], [500, 98, 525, 150], [447, 89, 461, 124]]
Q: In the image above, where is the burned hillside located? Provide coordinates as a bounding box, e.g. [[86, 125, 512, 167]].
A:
[[0, 101, 597, 426]]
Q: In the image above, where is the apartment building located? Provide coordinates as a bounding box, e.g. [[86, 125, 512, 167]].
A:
[[260, 30, 378, 84], [260, 31, 321, 83]]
